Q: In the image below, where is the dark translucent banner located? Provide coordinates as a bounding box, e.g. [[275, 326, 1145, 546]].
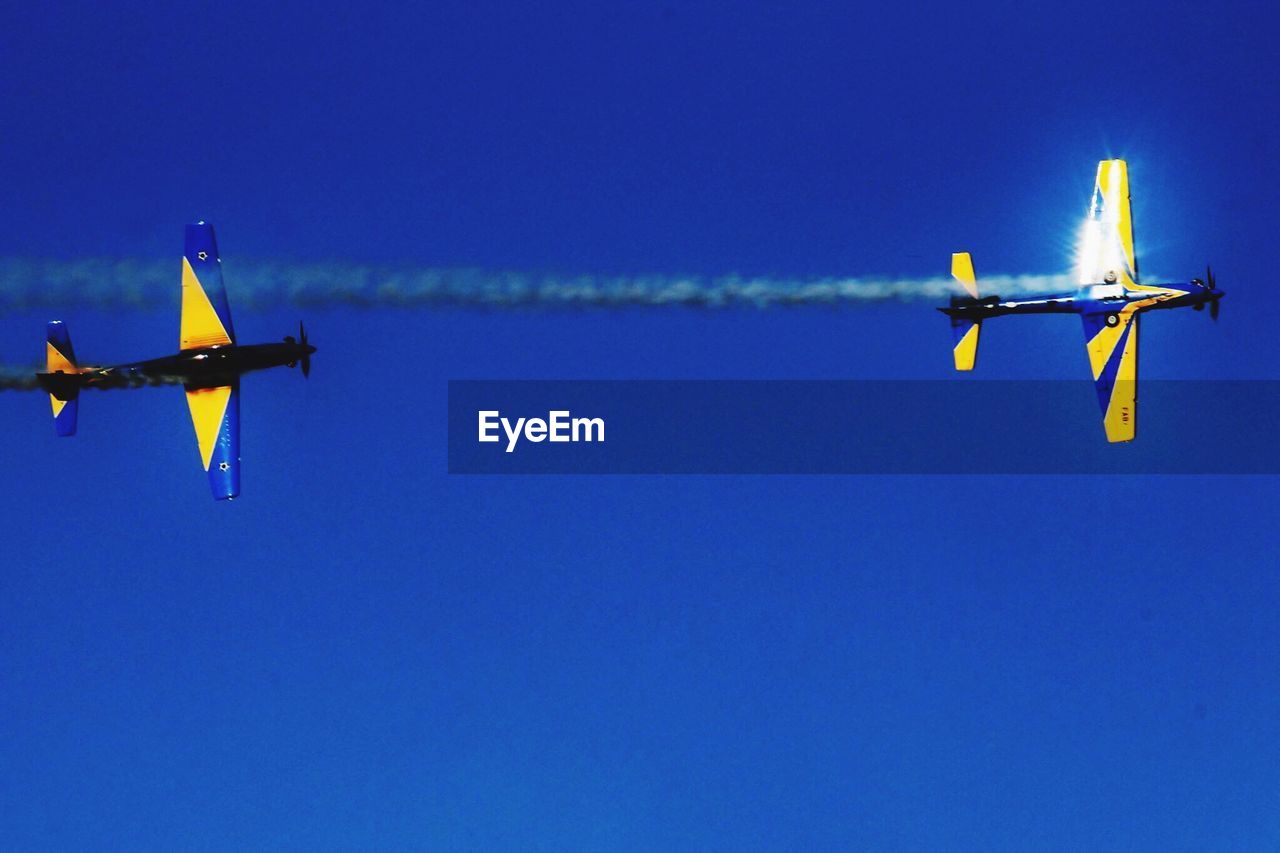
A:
[[447, 380, 1279, 474]]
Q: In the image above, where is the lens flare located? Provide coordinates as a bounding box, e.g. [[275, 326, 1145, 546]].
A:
[[1076, 218, 1103, 284]]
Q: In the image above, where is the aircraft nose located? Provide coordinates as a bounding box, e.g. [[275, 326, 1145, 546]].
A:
[[305, 344, 317, 354]]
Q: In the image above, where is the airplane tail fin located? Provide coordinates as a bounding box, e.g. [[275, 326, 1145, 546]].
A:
[[42, 320, 80, 436], [951, 252, 979, 299], [948, 252, 982, 371]]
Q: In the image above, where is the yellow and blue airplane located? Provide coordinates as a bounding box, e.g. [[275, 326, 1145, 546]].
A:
[[941, 159, 1224, 442], [37, 222, 316, 500]]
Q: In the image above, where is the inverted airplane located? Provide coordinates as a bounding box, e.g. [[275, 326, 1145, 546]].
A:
[[37, 222, 316, 500], [941, 159, 1223, 442]]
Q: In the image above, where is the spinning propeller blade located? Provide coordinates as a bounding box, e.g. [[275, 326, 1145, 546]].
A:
[[299, 321, 311, 378], [1206, 265, 1221, 321]]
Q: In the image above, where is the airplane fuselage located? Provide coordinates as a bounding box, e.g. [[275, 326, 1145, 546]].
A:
[[940, 281, 1224, 320], [44, 339, 316, 393]]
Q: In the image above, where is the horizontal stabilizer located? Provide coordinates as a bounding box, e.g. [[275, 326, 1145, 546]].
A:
[[950, 318, 981, 371], [951, 252, 979, 298], [948, 252, 981, 369], [43, 320, 80, 436]]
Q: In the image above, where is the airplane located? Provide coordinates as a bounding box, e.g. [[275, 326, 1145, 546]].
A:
[[36, 222, 317, 500], [940, 158, 1224, 442]]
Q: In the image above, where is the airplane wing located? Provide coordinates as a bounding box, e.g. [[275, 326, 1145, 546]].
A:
[[185, 381, 240, 500], [181, 222, 236, 350], [181, 223, 240, 499], [1079, 159, 1138, 286], [1081, 309, 1138, 442]]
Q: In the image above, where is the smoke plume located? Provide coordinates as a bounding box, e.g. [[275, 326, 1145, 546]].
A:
[[0, 257, 1072, 311]]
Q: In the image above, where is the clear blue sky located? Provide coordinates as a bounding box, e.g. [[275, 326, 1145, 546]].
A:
[[2, 1, 1278, 848]]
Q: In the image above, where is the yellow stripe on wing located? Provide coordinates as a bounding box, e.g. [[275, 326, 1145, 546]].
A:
[[953, 323, 979, 370], [1102, 316, 1139, 442], [46, 341, 76, 373], [46, 341, 78, 418], [1085, 310, 1133, 379], [180, 257, 233, 351], [1095, 160, 1137, 285], [1084, 286, 1184, 379], [185, 385, 233, 470]]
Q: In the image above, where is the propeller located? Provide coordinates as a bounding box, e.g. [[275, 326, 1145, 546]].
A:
[[1206, 265, 1221, 322], [298, 321, 312, 377], [1193, 266, 1221, 320]]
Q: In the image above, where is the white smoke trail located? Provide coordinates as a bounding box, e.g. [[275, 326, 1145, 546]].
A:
[[0, 257, 1075, 311], [0, 366, 41, 391]]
